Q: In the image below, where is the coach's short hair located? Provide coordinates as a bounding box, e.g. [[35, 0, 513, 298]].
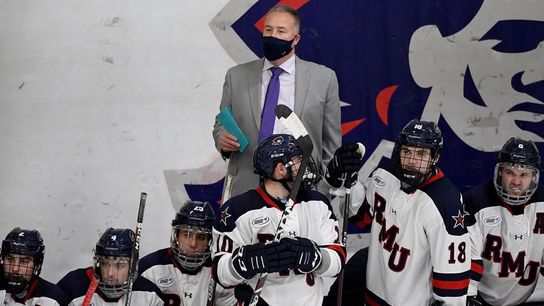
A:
[[267, 5, 300, 33]]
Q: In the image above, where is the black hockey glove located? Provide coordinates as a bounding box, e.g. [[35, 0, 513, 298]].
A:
[[231, 241, 296, 280], [325, 143, 364, 188], [283, 237, 322, 273]]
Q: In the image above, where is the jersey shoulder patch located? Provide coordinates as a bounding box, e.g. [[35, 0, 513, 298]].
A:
[[214, 190, 265, 232], [422, 174, 467, 235], [133, 276, 164, 295]]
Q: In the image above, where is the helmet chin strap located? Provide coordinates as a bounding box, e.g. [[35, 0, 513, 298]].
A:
[[268, 176, 293, 193], [267, 164, 295, 194], [399, 167, 437, 192]]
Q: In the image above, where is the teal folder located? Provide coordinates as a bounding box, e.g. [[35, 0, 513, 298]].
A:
[[218, 106, 249, 152]]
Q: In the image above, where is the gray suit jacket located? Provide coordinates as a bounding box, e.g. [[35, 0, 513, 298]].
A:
[[213, 56, 341, 197]]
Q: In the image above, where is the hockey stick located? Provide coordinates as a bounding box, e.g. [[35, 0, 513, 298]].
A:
[[221, 173, 234, 204], [248, 104, 314, 306], [336, 143, 365, 306], [206, 174, 234, 306], [125, 192, 147, 306], [81, 274, 98, 306]]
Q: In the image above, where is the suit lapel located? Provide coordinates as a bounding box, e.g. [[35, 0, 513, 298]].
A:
[[294, 57, 310, 117], [249, 59, 264, 131]]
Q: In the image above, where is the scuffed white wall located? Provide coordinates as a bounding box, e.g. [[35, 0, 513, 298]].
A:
[[0, 0, 235, 282]]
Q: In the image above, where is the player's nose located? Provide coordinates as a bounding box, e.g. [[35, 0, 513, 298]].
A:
[[189, 236, 198, 248], [105, 266, 117, 280], [10, 263, 20, 273], [511, 176, 523, 185]]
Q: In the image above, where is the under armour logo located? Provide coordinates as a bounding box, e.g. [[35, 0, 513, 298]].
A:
[[288, 231, 297, 236], [184, 292, 193, 298], [391, 209, 397, 215], [514, 234, 523, 240]]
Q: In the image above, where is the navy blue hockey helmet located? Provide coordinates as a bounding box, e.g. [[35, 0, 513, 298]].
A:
[[494, 137, 541, 205], [94, 228, 134, 258], [93, 228, 134, 299], [397, 119, 443, 156], [394, 119, 443, 187], [253, 134, 303, 179], [1, 227, 45, 293], [171, 201, 215, 270]]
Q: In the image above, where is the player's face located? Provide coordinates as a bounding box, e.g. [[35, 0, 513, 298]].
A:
[[177, 226, 209, 256], [99, 256, 130, 285], [499, 165, 535, 196], [2, 253, 35, 282], [263, 11, 300, 42], [399, 145, 433, 175]]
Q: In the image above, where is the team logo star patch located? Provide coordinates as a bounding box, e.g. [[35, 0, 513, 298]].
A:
[[452, 209, 469, 229], [220, 207, 232, 226]]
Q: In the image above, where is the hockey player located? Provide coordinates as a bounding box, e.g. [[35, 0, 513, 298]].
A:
[[346, 119, 470, 305], [0, 227, 69, 306], [57, 228, 163, 306], [212, 133, 346, 305], [138, 200, 235, 306], [464, 137, 544, 306]]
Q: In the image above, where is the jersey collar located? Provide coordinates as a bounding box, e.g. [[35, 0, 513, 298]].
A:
[[167, 248, 205, 275], [420, 168, 444, 189], [11, 278, 38, 303], [256, 186, 294, 210]]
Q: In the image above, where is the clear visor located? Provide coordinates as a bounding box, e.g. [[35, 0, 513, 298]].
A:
[[93, 256, 131, 299]]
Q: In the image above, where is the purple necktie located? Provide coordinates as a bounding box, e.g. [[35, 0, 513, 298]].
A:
[[259, 66, 283, 140]]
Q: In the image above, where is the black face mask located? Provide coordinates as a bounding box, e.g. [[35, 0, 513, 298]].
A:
[[262, 36, 295, 61]]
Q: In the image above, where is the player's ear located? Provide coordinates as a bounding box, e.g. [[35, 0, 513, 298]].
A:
[[273, 162, 288, 179]]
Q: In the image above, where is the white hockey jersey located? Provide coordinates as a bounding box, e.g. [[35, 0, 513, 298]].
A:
[[0, 277, 69, 306], [349, 165, 470, 306], [465, 181, 544, 306], [57, 267, 164, 306], [138, 248, 235, 306], [212, 187, 346, 306]]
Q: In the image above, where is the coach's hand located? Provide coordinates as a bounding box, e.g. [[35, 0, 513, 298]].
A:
[[325, 143, 364, 188], [283, 237, 322, 273]]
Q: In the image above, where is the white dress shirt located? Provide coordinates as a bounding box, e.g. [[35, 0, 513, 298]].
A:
[[261, 55, 296, 136]]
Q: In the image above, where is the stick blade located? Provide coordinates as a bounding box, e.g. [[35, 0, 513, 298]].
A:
[[297, 135, 313, 159], [275, 104, 292, 119], [275, 105, 308, 139]]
